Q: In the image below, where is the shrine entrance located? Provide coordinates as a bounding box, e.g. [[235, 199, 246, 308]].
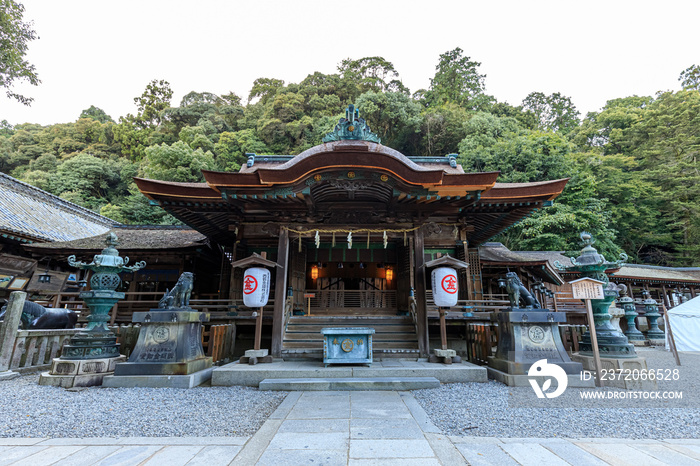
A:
[[302, 241, 400, 317]]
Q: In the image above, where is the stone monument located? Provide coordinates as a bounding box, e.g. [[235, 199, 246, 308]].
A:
[[39, 233, 146, 388], [103, 272, 213, 388], [486, 272, 591, 387]]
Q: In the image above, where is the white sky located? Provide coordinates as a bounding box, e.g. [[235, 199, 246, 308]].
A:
[[3, 0, 697, 126]]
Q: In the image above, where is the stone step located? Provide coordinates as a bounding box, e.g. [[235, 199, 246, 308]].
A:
[[258, 376, 441, 391], [288, 315, 411, 322], [283, 331, 417, 340], [285, 324, 415, 332], [281, 341, 419, 349]]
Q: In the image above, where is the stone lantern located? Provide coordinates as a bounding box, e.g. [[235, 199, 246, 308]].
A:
[[642, 290, 665, 342], [618, 284, 645, 343], [39, 233, 146, 387], [554, 232, 635, 358]]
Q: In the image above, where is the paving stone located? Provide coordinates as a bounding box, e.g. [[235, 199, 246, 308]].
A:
[[54, 446, 122, 466], [349, 439, 434, 458], [398, 391, 440, 433], [95, 446, 164, 466], [141, 445, 203, 465], [230, 419, 282, 465], [11, 445, 85, 466], [540, 441, 609, 466], [350, 418, 424, 439], [183, 446, 243, 466], [269, 391, 302, 419], [260, 377, 440, 391], [574, 443, 666, 465], [0, 438, 46, 445], [278, 419, 349, 434], [349, 459, 441, 466], [630, 443, 699, 465], [455, 443, 519, 466], [423, 432, 468, 465], [499, 443, 570, 466], [267, 432, 349, 450], [0, 446, 50, 466], [663, 444, 700, 461], [39, 438, 121, 446], [351, 405, 412, 419], [256, 448, 347, 466]]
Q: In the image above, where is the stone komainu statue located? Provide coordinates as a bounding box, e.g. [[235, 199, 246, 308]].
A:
[[159, 272, 194, 309], [503, 272, 541, 309]]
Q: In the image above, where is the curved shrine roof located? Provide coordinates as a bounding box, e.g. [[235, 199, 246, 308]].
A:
[[133, 139, 568, 245]]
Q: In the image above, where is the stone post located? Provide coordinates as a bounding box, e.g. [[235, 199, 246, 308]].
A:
[[0, 291, 26, 380]]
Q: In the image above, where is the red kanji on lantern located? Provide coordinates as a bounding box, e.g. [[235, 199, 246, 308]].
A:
[[441, 275, 458, 294], [243, 275, 258, 294]]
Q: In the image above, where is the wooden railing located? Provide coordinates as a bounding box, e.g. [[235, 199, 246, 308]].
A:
[[50, 292, 275, 324], [306, 290, 397, 309]]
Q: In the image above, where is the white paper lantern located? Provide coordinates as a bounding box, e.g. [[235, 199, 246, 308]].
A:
[[432, 267, 458, 307], [243, 267, 271, 307]]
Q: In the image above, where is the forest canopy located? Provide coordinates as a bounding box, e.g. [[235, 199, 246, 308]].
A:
[[1, 50, 698, 267]]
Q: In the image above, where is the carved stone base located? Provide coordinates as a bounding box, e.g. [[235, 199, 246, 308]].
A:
[[113, 309, 212, 379], [60, 331, 121, 360], [39, 356, 126, 388], [490, 310, 583, 375]]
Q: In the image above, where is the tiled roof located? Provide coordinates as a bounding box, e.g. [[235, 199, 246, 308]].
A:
[[613, 264, 700, 284], [0, 172, 115, 243], [24, 225, 208, 251], [480, 243, 700, 285]]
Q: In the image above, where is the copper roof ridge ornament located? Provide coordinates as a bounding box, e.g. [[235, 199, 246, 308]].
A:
[[322, 104, 381, 144]]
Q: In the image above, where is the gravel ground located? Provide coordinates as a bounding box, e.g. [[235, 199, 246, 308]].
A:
[[415, 347, 700, 439], [0, 374, 287, 438]]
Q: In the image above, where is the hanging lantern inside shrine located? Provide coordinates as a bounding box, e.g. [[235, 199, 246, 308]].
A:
[[432, 267, 458, 307], [243, 267, 271, 307]]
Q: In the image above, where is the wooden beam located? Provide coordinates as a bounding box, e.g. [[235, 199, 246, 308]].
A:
[[414, 227, 429, 357], [271, 228, 290, 358]]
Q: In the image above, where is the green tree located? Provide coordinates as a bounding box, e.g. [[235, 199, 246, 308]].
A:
[[248, 78, 285, 105], [0, 0, 40, 105], [426, 48, 493, 110], [338, 56, 408, 95], [629, 90, 700, 265], [679, 64, 700, 91], [142, 141, 217, 182], [355, 91, 422, 154], [522, 92, 580, 134], [79, 105, 114, 123]]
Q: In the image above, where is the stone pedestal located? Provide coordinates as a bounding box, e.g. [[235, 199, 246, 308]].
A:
[[487, 310, 587, 387], [239, 349, 273, 365], [103, 309, 212, 388], [571, 353, 658, 390], [39, 356, 126, 387], [429, 348, 462, 365]]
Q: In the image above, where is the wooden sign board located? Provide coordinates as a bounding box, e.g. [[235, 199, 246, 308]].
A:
[[569, 278, 605, 300], [304, 293, 315, 298]]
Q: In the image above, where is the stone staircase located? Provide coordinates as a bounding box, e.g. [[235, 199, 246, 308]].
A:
[[282, 313, 420, 360]]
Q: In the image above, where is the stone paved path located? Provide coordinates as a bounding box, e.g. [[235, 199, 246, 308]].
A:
[[1, 390, 700, 465]]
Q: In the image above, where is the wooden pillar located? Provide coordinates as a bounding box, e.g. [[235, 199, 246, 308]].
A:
[[414, 227, 429, 357], [271, 228, 290, 358], [460, 230, 473, 300]]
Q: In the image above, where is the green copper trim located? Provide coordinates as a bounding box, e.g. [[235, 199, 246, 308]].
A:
[[322, 104, 381, 143]]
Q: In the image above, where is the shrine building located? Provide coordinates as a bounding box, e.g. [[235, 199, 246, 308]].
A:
[[133, 105, 568, 360]]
